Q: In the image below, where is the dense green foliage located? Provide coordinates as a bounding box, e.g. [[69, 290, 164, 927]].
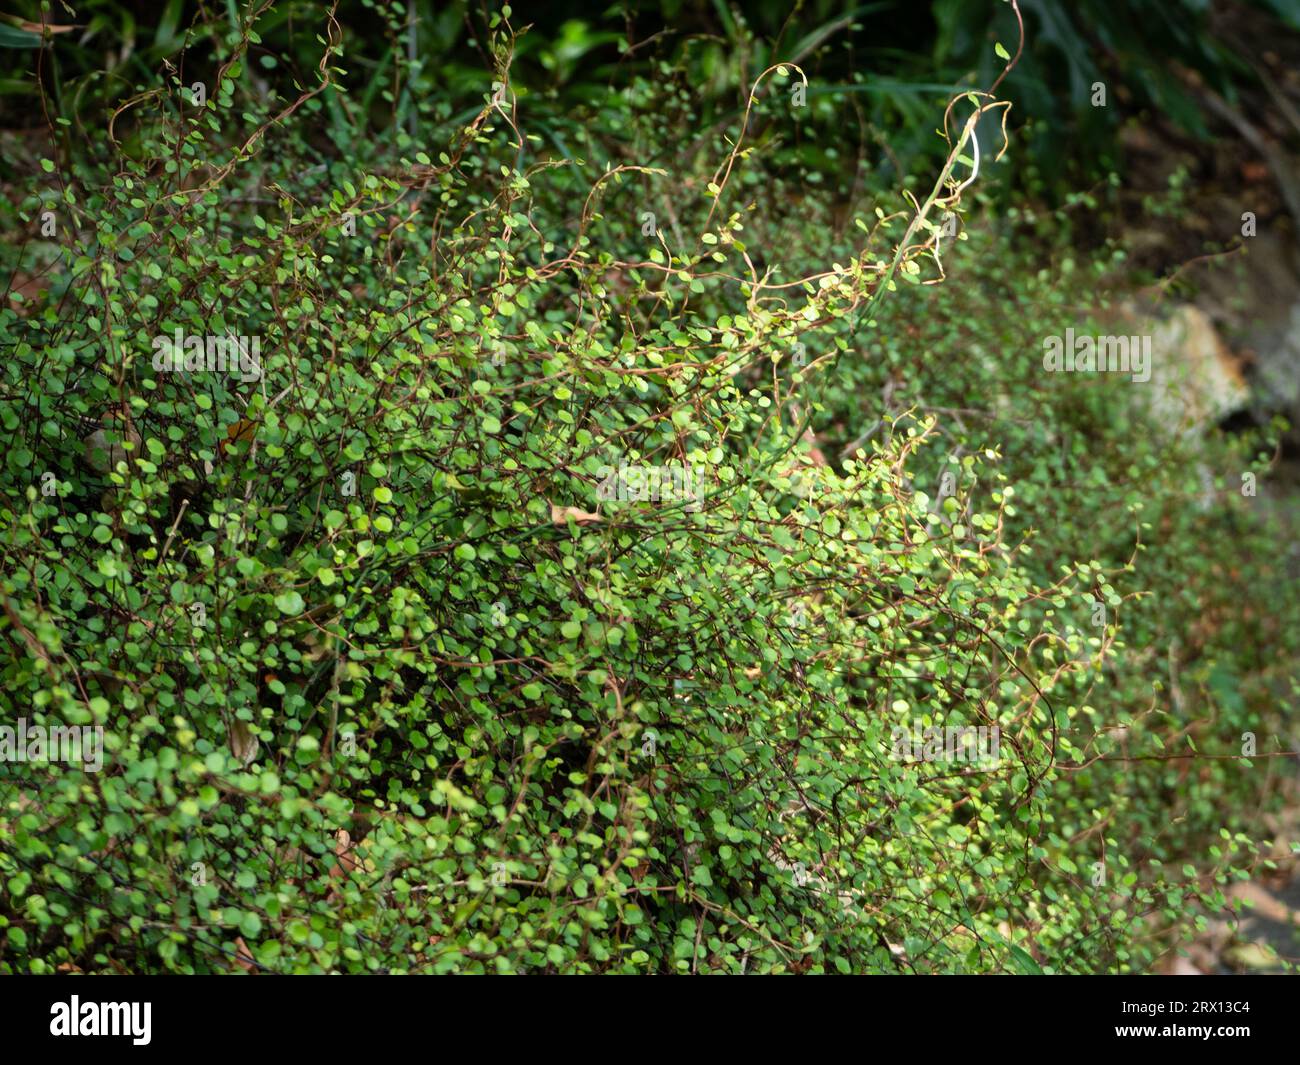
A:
[[0, 3, 1296, 974]]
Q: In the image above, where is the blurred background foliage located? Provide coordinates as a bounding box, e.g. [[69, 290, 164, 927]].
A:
[[2, 0, 1300, 199]]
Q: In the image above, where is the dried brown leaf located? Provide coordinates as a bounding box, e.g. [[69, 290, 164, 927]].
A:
[[550, 502, 603, 525], [228, 718, 259, 766]]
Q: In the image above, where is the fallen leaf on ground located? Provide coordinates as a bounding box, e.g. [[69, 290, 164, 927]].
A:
[[228, 719, 259, 766], [231, 936, 257, 973], [550, 502, 603, 524]]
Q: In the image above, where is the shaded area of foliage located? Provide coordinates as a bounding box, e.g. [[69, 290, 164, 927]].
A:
[[3, 0, 1300, 197]]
